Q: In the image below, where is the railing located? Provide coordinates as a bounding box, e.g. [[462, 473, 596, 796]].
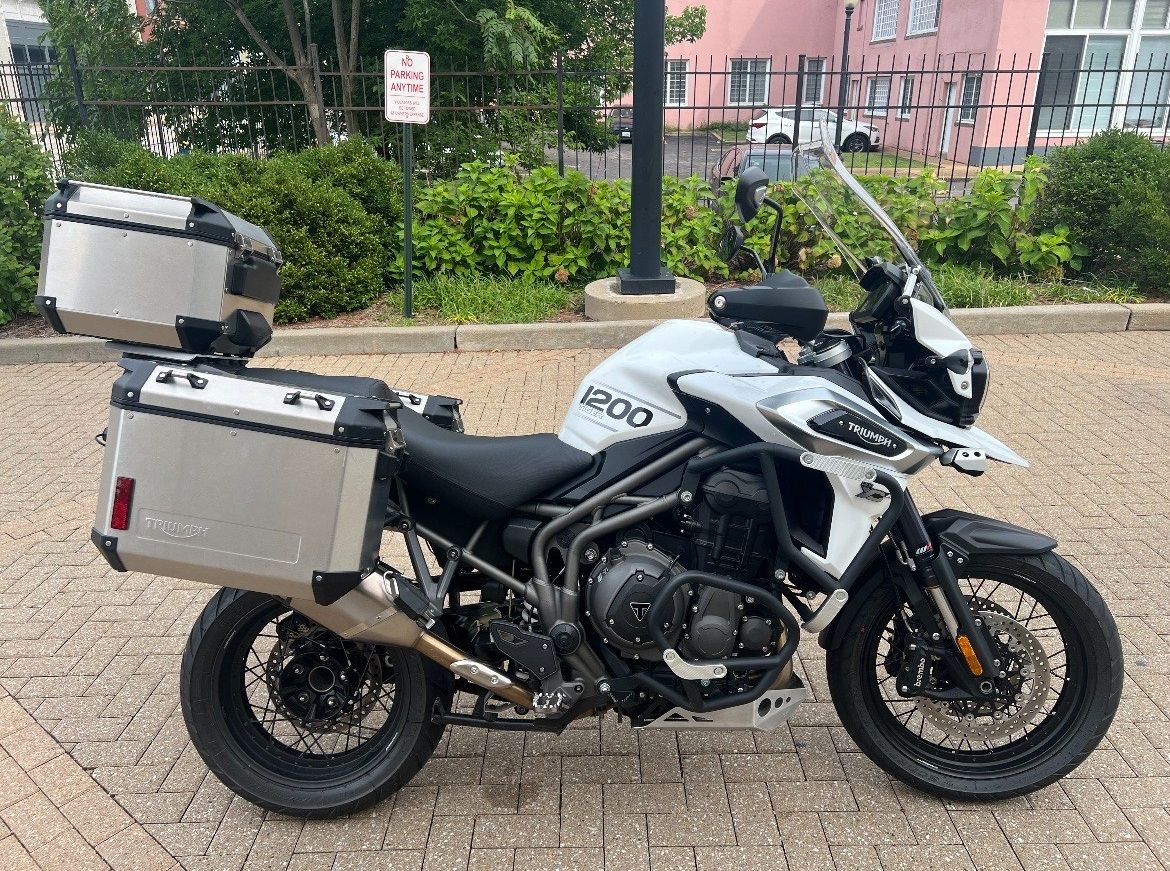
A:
[[3, 52, 1168, 191]]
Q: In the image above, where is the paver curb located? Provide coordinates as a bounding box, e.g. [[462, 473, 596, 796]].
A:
[[1, 303, 1165, 364]]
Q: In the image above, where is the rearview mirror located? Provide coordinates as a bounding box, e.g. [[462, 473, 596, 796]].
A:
[[734, 166, 770, 223], [717, 221, 744, 263]]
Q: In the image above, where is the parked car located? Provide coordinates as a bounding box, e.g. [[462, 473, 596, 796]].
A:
[[710, 144, 820, 192], [608, 107, 633, 142], [746, 107, 880, 152]]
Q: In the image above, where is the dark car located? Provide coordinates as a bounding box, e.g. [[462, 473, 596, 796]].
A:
[[608, 107, 633, 142], [710, 144, 820, 193]]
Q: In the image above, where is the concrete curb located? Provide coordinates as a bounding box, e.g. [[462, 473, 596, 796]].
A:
[[456, 320, 665, 351], [2, 303, 1165, 365], [258, 325, 456, 356]]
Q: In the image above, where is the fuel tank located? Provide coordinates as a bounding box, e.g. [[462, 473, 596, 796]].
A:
[[558, 320, 776, 454]]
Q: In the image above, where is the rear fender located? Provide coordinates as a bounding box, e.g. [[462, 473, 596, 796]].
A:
[[817, 509, 1057, 651]]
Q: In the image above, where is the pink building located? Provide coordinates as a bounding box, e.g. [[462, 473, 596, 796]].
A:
[[663, 0, 1170, 164]]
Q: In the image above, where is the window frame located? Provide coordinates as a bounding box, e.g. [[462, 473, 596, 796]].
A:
[[872, 0, 900, 42], [804, 57, 827, 105], [898, 75, 915, 117], [727, 57, 771, 107], [865, 75, 893, 116], [664, 58, 689, 107], [907, 0, 941, 36], [958, 73, 981, 123]]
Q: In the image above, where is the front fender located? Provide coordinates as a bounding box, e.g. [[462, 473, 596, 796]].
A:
[[817, 509, 1057, 651]]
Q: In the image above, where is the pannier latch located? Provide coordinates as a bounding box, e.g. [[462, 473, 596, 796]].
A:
[[283, 391, 335, 411], [155, 369, 208, 389]]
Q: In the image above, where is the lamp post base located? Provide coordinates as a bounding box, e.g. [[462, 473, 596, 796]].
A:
[[617, 267, 678, 295], [585, 275, 707, 321]]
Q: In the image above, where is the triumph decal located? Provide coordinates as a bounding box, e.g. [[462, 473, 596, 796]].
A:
[[808, 408, 908, 458], [142, 516, 210, 539], [629, 602, 651, 622]]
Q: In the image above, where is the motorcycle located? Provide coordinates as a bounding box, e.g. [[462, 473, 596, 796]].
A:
[[77, 126, 1121, 818]]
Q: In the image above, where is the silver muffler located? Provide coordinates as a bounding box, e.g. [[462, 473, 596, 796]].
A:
[[289, 571, 535, 709]]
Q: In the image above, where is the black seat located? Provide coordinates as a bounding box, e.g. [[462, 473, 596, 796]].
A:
[[397, 410, 593, 519]]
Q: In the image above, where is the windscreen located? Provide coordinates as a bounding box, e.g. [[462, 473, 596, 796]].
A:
[[791, 124, 946, 310]]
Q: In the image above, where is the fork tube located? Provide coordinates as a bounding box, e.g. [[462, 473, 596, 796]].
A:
[[896, 494, 997, 693]]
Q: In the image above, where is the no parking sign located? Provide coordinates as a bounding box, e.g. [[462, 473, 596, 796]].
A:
[[383, 50, 430, 124]]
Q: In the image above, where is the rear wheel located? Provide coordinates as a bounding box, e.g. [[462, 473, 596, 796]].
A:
[[826, 552, 1122, 800], [181, 588, 451, 817], [766, 133, 792, 145]]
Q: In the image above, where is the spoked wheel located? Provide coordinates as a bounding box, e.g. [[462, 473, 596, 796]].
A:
[[181, 588, 451, 817], [827, 552, 1122, 800]]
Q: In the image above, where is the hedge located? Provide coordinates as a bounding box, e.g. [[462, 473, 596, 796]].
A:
[[1, 129, 1159, 327]]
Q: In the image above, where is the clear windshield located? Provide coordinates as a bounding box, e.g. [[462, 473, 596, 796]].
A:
[[792, 124, 946, 309]]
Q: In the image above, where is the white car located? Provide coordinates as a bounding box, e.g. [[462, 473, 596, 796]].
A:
[[746, 107, 881, 152]]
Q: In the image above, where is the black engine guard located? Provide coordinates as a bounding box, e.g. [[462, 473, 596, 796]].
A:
[[817, 509, 1057, 652]]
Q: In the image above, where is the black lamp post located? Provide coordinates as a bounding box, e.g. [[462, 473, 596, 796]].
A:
[[619, 0, 676, 295], [834, 0, 859, 149]]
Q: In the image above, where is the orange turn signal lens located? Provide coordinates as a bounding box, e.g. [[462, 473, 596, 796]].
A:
[[956, 635, 983, 676]]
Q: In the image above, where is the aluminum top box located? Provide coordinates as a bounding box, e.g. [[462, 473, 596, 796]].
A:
[[36, 180, 283, 356]]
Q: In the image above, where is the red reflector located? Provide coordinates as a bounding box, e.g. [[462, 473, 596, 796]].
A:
[[111, 476, 135, 531]]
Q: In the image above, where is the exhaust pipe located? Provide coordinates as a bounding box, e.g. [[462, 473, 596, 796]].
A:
[[289, 571, 535, 709]]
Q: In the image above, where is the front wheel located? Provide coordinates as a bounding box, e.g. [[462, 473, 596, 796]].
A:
[[841, 133, 870, 152], [826, 551, 1122, 801], [180, 588, 451, 817]]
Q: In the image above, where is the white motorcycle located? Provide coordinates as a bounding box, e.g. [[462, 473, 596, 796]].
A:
[[66, 128, 1121, 817]]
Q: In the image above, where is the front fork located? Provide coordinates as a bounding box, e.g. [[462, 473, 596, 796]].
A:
[[892, 493, 999, 699]]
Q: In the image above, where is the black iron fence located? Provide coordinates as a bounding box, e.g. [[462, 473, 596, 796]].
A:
[[4, 51, 1169, 191]]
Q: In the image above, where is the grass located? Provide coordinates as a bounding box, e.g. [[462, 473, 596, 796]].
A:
[[838, 152, 929, 174], [381, 274, 580, 325], [816, 263, 1144, 312], [345, 265, 1144, 329]]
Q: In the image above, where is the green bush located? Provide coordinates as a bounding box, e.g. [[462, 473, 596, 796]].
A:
[[1034, 130, 1170, 289], [0, 109, 53, 326], [65, 134, 398, 322]]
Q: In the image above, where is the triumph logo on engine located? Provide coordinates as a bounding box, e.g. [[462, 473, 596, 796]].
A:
[[142, 516, 210, 539], [808, 409, 908, 458], [629, 602, 651, 622]]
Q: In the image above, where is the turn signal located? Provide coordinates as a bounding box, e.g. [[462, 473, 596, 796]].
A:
[[110, 476, 135, 531], [956, 634, 984, 676]]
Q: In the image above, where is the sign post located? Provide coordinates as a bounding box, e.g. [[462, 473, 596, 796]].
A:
[[384, 49, 431, 319]]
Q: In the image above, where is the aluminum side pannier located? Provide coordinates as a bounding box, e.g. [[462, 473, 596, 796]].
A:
[[36, 181, 282, 356], [92, 358, 401, 606]]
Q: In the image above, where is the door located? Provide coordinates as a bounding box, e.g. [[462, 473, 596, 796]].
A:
[[940, 83, 958, 155]]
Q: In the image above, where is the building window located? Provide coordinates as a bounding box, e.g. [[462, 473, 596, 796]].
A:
[[665, 59, 688, 107], [1125, 35, 1170, 127], [959, 74, 981, 122], [1144, 0, 1170, 27], [1037, 34, 1127, 130], [865, 76, 892, 115], [1048, 0, 1140, 28], [873, 0, 899, 41], [907, 0, 941, 35], [898, 76, 915, 117], [803, 58, 826, 104], [729, 58, 770, 106]]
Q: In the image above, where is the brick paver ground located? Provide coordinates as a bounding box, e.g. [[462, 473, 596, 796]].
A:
[[0, 332, 1168, 871]]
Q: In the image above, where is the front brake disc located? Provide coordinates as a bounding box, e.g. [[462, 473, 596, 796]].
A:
[[914, 611, 1052, 743]]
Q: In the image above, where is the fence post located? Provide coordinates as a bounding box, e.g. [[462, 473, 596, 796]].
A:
[[556, 51, 565, 177], [66, 46, 90, 129], [1025, 62, 1047, 158], [793, 55, 806, 149]]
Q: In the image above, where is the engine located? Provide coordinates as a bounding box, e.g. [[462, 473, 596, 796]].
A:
[[585, 469, 781, 664]]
